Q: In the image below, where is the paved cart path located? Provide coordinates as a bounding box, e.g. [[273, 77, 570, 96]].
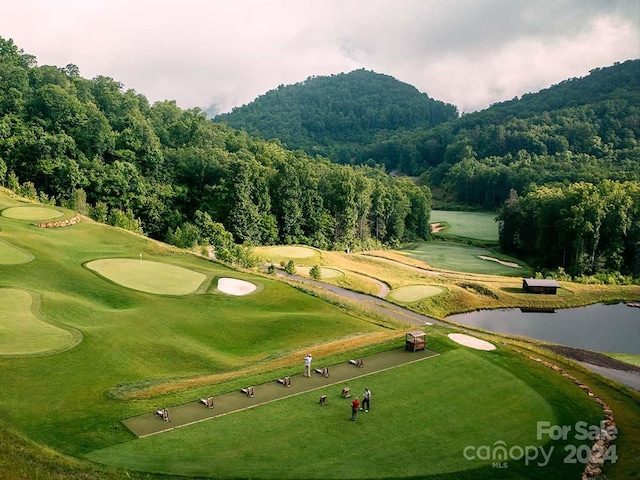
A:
[[274, 269, 446, 327]]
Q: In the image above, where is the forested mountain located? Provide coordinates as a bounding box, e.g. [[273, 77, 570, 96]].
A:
[[0, 37, 432, 259], [214, 69, 458, 162], [358, 60, 640, 203], [1, 36, 638, 279], [214, 60, 639, 210]]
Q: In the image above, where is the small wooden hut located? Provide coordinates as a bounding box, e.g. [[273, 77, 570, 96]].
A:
[[522, 278, 559, 295], [405, 330, 426, 352]]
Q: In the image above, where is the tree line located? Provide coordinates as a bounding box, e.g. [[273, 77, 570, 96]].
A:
[[0, 37, 432, 263], [497, 181, 640, 279]]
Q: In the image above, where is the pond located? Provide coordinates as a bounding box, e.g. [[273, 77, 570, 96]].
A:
[[446, 303, 640, 354]]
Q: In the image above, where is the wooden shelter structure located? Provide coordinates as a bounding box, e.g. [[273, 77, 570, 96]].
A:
[[522, 278, 559, 295], [405, 330, 426, 352]]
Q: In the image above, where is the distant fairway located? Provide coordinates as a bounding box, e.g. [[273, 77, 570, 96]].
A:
[[400, 242, 531, 276], [387, 284, 444, 303], [0, 239, 34, 264], [430, 210, 498, 242], [85, 258, 207, 295], [1, 205, 65, 220], [0, 288, 78, 355]]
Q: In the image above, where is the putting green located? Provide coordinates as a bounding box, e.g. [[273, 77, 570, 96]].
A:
[[387, 284, 444, 303], [85, 258, 207, 295], [297, 266, 343, 279], [1, 206, 65, 221], [0, 288, 78, 355], [0, 239, 34, 264]]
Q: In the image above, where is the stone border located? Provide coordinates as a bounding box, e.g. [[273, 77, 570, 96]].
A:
[[36, 214, 81, 228], [523, 353, 616, 479]]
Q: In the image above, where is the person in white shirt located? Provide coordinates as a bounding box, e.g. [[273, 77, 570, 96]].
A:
[[362, 388, 371, 412], [304, 354, 312, 377]]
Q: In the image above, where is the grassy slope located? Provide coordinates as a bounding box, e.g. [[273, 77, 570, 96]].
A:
[[1, 194, 639, 479], [0, 193, 383, 460], [87, 344, 593, 479]]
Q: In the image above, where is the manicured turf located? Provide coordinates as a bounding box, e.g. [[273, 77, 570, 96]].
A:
[[430, 210, 499, 242], [400, 241, 531, 276], [387, 284, 444, 303], [0, 190, 629, 479], [122, 347, 438, 437], [0, 239, 34, 264], [85, 258, 208, 295], [0, 197, 384, 464], [0, 288, 79, 355], [87, 347, 596, 479], [1, 205, 65, 220]]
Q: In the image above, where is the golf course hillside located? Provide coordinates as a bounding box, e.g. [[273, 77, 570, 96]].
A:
[[1, 189, 639, 480]]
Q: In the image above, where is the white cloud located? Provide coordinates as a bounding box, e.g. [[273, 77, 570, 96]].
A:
[[1, 0, 638, 114]]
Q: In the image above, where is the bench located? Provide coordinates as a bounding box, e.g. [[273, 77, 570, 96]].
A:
[[241, 386, 255, 397], [276, 376, 292, 387]]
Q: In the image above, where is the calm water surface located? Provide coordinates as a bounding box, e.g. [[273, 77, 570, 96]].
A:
[[447, 303, 640, 354]]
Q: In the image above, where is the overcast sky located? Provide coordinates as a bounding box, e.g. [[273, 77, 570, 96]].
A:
[[2, 0, 639, 115]]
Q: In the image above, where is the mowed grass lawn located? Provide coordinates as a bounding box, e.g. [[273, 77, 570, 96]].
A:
[[86, 345, 600, 479], [400, 241, 532, 276], [0, 192, 625, 479], [0, 198, 384, 459], [430, 210, 499, 242]]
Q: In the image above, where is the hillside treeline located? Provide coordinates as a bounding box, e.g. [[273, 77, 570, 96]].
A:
[[217, 61, 640, 212], [498, 181, 640, 278], [361, 60, 640, 208], [0, 38, 431, 257]]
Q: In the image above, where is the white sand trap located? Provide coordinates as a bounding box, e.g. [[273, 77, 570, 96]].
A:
[[217, 278, 257, 296], [478, 255, 521, 268], [448, 333, 496, 351]]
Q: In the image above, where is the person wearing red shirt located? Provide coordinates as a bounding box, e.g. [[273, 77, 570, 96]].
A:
[[351, 397, 360, 421]]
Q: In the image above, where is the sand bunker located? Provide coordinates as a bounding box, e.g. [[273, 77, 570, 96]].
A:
[[448, 333, 496, 351], [217, 278, 257, 296], [478, 255, 521, 268], [430, 222, 445, 233]]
